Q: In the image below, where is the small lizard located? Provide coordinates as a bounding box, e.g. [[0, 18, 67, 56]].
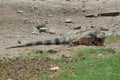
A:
[[5, 28, 105, 49]]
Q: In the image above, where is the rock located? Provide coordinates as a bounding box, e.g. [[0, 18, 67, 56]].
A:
[[32, 31, 39, 35], [116, 33, 120, 36], [36, 24, 46, 30], [48, 14, 53, 17], [36, 21, 40, 24], [85, 13, 98, 17], [90, 25, 95, 28], [48, 30, 55, 34], [17, 40, 21, 44], [98, 54, 103, 57], [32, 27, 40, 35], [33, 5, 38, 9], [24, 18, 32, 24], [7, 79, 13, 80], [62, 54, 71, 58], [50, 66, 59, 71], [99, 12, 120, 16], [74, 26, 81, 30], [100, 27, 109, 31], [82, 9, 86, 12], [65, 19, 72, 23], [47, 49, 57, 54], [17, 10, 24, 13], [47, 0, 53, 2], [86, 12, 120, 17], [66, 0, 70, 1], [39, 27, 49, 32], [32, 24, 49, 34], [74, 7, 78, 10]]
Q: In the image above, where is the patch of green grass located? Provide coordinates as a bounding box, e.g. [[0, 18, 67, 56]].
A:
[[50, 57, 69, 64], [0, 50, 47, 64], [19, 50, 48, 60], [0, 57, 10, 63], [59, 52, 120, 80], [0, 48, 119, 80], [106, 36, 120, 42], [0, 50, 50, 79], [72, 48, 115, 60], [37, 74, 50, 80]]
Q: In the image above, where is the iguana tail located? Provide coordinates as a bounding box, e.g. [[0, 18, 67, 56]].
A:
[[5, 35, 77, 49]]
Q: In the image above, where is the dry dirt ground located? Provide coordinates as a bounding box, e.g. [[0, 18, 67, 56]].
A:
[[0, 0, 120, 58]]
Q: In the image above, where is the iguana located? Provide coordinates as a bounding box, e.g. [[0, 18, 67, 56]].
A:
[[5, 28, 105, 49]]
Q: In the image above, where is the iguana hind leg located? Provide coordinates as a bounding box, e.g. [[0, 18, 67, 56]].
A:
[[69, 40, 80, 46]]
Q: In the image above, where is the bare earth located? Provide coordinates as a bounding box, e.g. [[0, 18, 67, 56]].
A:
[[0, 0, 120, 58]]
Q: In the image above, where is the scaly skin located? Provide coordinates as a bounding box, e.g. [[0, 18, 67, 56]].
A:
[[5, 28, 105, 49]]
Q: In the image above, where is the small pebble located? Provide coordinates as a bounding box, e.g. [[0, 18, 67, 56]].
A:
[[65, 19, 72, 23], [17, 10, 24, 13], [74, 26, 81, 30], [50, 66, 59, 71]]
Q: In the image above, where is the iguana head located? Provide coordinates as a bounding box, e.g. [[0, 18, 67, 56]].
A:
[[85, 28, 106, 46]]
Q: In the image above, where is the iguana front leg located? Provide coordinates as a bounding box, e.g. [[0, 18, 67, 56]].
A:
[[69, 37, 94, 46]]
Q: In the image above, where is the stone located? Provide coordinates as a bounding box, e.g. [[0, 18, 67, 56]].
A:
[[100, 27, 109, 31], [17, 41, 21, 44], [47, 0, 53, 2], [7, 79, 13, 80], [90, 25, 95, 28], [99, 12, 120, 16], [50, 66, 59, 71], [65, 19, 72, 23], [82, 9, 86, 12], [24, 18, 32, 24], [74, 26, 81, 30], [86, 12, 120, 17], [32, 31, 39, 35], [48, 14, 53, 17], [36, 24, 46, 30], [48, 30, 55, 34], [116, 33, 120, 36], [66, 0, 70, 1], [32, 27, 40, 35], [62, 54, 71, 58], [98, 54, 103, 57], [33, 5, 38, 9], [74, 7, 78, 10], [39, 27, 49, 32], [32, 24, 49, 34], [85, 13, 98, 17], [17, 10, 24, 13], [47, 49, 57, 54]]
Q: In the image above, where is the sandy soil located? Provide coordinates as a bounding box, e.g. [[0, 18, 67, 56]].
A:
[[0, 0, 120, 58]]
